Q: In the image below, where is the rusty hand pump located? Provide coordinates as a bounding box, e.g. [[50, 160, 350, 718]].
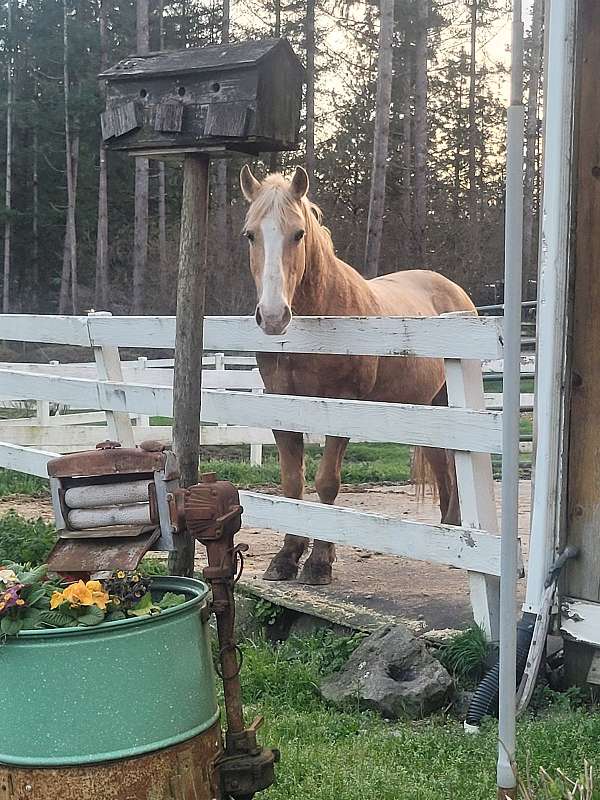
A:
[[177, 474, 279, 800]]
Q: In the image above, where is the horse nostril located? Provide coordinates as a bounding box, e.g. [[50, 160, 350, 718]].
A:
[[255, 306, 263, 327]]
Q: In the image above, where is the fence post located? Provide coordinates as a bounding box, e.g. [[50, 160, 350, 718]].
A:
[[135, 357, 151, 429], [250, 367, 263, 467], [88, 311, 135, 448], [445, 357, 502, 640]]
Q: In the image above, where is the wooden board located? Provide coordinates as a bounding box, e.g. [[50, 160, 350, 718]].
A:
[[0, 370, 502, 453], [0, 313, 503, 359]]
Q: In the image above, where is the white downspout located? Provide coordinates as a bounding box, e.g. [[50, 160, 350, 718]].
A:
[[497, 0, 524, 795]]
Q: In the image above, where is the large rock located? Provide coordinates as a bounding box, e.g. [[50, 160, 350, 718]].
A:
[[320, 625, 452, 719]]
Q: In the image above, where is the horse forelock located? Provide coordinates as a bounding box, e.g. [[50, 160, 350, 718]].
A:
[[244, 173, 335, 257]]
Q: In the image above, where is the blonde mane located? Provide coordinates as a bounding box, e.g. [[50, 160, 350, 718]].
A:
[[245, 173, 336, 259]]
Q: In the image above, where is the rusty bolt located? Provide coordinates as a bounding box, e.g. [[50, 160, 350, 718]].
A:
[[96, 440, 122, 450], [201, 472, 218, 483]]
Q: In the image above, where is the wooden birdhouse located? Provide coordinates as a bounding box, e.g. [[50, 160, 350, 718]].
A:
[[99, 38, 304, 157]]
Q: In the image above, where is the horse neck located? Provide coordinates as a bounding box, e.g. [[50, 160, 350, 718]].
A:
[[292, 228, 360, 315]]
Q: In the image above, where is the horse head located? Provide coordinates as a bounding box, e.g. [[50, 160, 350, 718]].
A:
[[240, 165, 310, 335]]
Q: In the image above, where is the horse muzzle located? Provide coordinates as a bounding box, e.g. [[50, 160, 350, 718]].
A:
[[255, 304, 292, 336]]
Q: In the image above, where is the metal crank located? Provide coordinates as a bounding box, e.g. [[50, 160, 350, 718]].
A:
[[175, 473, 280, 800]]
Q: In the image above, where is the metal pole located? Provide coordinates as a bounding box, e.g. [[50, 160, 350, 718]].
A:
[[497, 2, 524, 797], [525, 0, 577, 616]]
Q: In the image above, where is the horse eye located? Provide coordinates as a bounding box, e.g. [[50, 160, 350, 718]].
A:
[[244, 230, 255, 243], [294, 230, 305, 242]]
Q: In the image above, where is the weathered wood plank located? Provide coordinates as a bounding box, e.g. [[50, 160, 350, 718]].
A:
[[0, 371, 502, 453], [0, 442, 55, 478], [87, 314, 504, 359], [561, 598, 600, 647], [0, 315, 90, 345], [238, 491, 502, 575]]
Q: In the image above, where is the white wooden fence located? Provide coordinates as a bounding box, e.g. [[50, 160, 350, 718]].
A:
[[0, 311, 517, 639], [0, 352, 536, 460]]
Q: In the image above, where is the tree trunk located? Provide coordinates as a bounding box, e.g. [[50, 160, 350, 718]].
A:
[[468, 0, 479, 274], [363, 0, 394, 279], [59, 134, 80, 315], [269, 0, 282, 174], [157, 0, 169, 308], [63, 0, 78, 314], [453, 54, 465, 258], [32, 124, 39, 310], [400, 35, 412, 261], [95, 0, 110, 310], [3, 0, 13, 313], [523, 0, 544, 295], [413, 0, 428, 265], [212, 0, 229, 295], [305, 0, 316, 185], [132, 0, 150, 314]]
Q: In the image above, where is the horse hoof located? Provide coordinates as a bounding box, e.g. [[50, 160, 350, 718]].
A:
[[263, 556, 299, 581], [298, 561, 332, 586]]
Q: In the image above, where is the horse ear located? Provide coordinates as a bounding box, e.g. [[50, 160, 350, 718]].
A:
[[290, 166, 309, 200], [240, 164, 261, 202]]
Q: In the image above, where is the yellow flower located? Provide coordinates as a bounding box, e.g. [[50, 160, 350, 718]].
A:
[[50, 580, 109, 613], [15, 599, 25, 606], [62, 581, 94, 607], [89, 586, 109, 611], [50, 590, 66, 609], [0, 602, 5, 612], [116, 571, 125, 579]]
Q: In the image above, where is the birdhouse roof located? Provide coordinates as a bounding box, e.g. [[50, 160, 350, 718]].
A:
[[99, 38, 303, 82]]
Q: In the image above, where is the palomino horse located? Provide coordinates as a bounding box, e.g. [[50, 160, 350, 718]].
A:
[[240, 165, 475, 586]]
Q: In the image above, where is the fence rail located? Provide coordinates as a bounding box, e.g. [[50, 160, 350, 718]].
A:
[[0, 312, 517, 638]]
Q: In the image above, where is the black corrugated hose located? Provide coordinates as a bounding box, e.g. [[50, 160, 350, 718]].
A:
[[464, 613, 536, 731]]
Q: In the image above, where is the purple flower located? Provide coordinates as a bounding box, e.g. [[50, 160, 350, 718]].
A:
[[0, 583, 25, 614]]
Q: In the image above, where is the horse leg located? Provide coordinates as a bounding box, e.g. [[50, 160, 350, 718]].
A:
[[298, 435, 349, 586], [429, 384, 461, 526], [263, 430, 308, 581]]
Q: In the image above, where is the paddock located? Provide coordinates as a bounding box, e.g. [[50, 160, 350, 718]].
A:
[[0, 306, 536, 647]]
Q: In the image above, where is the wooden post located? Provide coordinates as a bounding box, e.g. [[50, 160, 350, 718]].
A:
[[563, 0, 600, 684], [169, 154, 210, 577]]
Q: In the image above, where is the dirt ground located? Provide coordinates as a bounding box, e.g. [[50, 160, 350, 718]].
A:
[[1, 480, 531, 634]]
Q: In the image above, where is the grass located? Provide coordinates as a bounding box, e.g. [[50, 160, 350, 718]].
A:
[[437, 625, 490, 685], [0, 510, 57, 565], [234, 634, 600, 800], [0, 469, 49, 497]]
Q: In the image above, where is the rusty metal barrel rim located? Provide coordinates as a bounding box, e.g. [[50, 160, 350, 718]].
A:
[[0, 577, 220, 768]]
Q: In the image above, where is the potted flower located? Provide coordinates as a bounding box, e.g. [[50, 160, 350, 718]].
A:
[[0, 567, 219, 767]]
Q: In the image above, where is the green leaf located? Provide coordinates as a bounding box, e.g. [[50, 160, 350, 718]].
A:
[[1, 615, 24, 636], [128, 591, 155, 617], [20, 608, 43, 630], [39, 609, 78, 629], [19, 564, 48, 586], [76, 605, 105, 627], [158, 592, 186, 610], [104, 609, 126, 622], [23, 587, 46, 606]]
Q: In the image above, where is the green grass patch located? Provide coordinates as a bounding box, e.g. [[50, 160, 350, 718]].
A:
[[0, 468, 49, 497], [194, 443, 413, 488], [235, 635, 600, 800], [0, 511, 57, 565]]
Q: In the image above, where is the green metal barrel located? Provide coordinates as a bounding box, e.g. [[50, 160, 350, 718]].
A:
[[0, 577, 220, 767]]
